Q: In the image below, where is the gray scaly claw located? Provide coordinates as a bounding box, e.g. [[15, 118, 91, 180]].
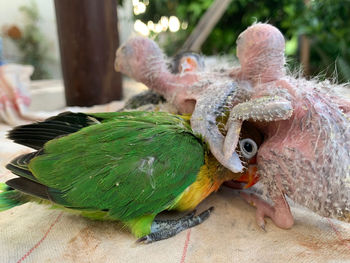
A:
[[184, 209, 197, 219], [137, 207, 214, 244]]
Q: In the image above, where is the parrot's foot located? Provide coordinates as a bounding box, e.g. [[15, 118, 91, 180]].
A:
[[137, 207, 214, 244], [241, 192, 294, 230]]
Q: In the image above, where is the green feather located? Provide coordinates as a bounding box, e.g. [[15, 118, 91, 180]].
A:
[[4, 111, 208, 236], [0, 191, 24, 211], [26, 112, 205, 223], [0, 183, 8, 191], [0, 184, 26, 211]]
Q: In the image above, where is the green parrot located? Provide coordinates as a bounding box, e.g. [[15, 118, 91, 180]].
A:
[[0, 111, 261, 243]]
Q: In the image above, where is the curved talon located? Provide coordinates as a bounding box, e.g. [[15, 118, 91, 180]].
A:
[[241, 192, 269, 231], [184, 209, 197, 219], [136, 235, 151, 244], [259, 221, 267, 232], [256, 207, 267, 232], [201, 206, 214, 217]]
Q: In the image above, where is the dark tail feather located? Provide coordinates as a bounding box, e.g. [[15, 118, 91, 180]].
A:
[[6, 178, 50, 201], [6, 150, 43, 182], [7, 112, 101, 149]]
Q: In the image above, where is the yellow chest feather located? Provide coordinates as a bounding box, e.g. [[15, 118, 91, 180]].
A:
[[171, 155, 240, 211]]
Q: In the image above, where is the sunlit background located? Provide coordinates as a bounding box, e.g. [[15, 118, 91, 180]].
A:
[[0, 0, 349, 83], [132, 0, 185, 36]]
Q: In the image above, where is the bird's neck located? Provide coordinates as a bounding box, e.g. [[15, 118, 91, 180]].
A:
[[170, 154, 239, 212]]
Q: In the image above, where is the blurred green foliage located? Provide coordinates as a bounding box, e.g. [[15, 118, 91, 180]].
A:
[[134, 0, 350, 82], [300, 1, 350, 82]]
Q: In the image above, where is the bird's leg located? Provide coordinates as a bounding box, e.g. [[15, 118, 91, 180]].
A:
[[224, 96, 293, 160], [227, 96, 293, 123], [241, 192, 294, 230], [191, 81, 246, 173], [137, 207, 214, 244]]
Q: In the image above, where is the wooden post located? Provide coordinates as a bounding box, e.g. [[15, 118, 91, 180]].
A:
[[54, 0, 122, 107], [300, 35, 310, 76], [181, 0, 232, 52], [300, 0, 311, 77]]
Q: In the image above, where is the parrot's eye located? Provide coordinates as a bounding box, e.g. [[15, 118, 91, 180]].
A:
[[239, 138, 258, 159]]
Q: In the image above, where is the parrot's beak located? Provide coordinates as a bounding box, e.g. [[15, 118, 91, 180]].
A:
[[114, 45, 125, 72], [237, 164, 259, 189], [115, 41, 135, 73], [224, 157, 259, 189], [179, 56, 198, 74]]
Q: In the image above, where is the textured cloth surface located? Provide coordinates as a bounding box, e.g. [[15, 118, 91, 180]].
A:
[[1, 100, 350, 263]]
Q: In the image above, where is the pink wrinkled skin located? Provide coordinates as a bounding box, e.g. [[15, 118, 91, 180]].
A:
[[115, 24, 350, 229], [115, 37, 200, 114], [226, 23, 350, 229]]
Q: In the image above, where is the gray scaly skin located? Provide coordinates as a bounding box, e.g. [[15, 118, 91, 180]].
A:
[[138, 207, 213, 243], [225, 23, 350, 229], [190, 79, 253, 173]]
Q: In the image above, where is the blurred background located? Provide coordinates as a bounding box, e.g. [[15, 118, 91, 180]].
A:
[[0, 0, 349, 112], [132, 0, 350, 82], [1, 0, 349, 82]]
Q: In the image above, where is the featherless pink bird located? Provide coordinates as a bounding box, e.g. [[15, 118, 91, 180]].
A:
[[224, 23, 350, 230]]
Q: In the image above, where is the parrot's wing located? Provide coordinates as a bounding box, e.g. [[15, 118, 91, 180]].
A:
[[7, 111, 137, 150], [9, 112, 205, 221], [8, 111, 189, 150]]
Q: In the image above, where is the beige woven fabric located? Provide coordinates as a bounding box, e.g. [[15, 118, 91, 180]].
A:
[[1, 104, 350, 263]]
